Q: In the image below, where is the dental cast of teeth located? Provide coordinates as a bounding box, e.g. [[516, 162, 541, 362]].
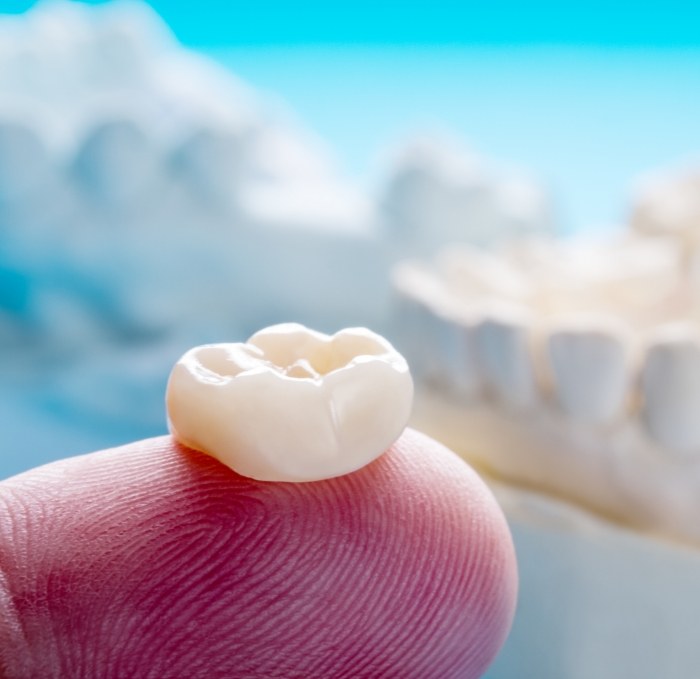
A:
[[166, 324, 413, 482], [631, 167, 700, 252], [0, 1, 556, 361], [393, 235, 700, 545], [381, 136, 553, 257]]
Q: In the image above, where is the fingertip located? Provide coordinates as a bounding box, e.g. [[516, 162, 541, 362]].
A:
[[0, 431, 517, 677]]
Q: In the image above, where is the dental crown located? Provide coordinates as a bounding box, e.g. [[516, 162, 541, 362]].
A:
[[166, 324, 414, 482]]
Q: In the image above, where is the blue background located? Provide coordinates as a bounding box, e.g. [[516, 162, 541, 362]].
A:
[[3, 0, 700, 231], [5, 1, 700, 48]]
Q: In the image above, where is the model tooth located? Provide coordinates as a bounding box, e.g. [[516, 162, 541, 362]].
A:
[[392, 261, 481, 398], [642, 327, 700, 452], [0, 119, 51, 201], [429, 305, 482, 399], [379, 136, 491, 255], [392, 261, 445, 381], [475, 305, 537, 410], [631, 170, 700, 247], [170, 127, 250, 207], [493, 177, 555, 239], [547, 318, 631, 424], [166, 324, 414, 482], [73, 118, 160, 204]]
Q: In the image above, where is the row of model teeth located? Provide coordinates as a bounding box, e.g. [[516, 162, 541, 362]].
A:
[[393, 259, 700, 454], [0, 118, 316, 208]]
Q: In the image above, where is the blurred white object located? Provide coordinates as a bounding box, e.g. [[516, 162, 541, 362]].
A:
[[0, 118, 52, 201], [547, 319, 631, 424], [395, 225, 700, 677], [72, 117, 162, 207], [641, 325, 700, 453], [379, 135, 554, 256], [490, 480, 700, 679], [0, 0, 381, 353], [0, 1, 557, 364], [0, 1, 555, 485], [631, 166, 700, 249]]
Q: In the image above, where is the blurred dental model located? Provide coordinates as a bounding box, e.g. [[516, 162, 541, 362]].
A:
[[0, 1, 553, 351], [0, 1, 554, 447], [393, 223, 700, 677], [393, 231, 700, 542], [380, 135, 554, 256], [630, 165, 700, 251], [0, 0, 378, 350]]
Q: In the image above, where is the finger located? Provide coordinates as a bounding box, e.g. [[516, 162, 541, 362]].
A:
[[0, 428, 516, 678]]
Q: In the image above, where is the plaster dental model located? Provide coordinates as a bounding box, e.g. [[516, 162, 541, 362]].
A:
[[0, 0, 556, 352], [631, 165, 700, 252], [393, 231, 700, 677], [166, 324, 414, 482], [0, 324, 517, 678], [0, 0, 382, 352], [0, 0, 555, 479], [380, 135, 553, 258], [394, 233, 700, 541]]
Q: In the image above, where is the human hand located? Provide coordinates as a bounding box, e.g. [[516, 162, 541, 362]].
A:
[[0, 428, 516, 678]]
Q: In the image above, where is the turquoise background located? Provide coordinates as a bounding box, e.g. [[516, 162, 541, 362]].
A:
[[3, 1, 700, 230], [5, 1, 700, 48]]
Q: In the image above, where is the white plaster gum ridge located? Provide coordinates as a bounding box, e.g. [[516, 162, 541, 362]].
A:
[[487, 477, 700, 679], [412, 386, 700, 548], [395, 230, 700, 678], [166, 323, 414, 482]]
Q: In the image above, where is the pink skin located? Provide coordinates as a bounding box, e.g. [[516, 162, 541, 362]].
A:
[[0, 428, 517, 678]]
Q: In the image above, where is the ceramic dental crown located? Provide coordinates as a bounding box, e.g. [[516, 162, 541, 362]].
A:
[[166, 323, 414, 482]]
